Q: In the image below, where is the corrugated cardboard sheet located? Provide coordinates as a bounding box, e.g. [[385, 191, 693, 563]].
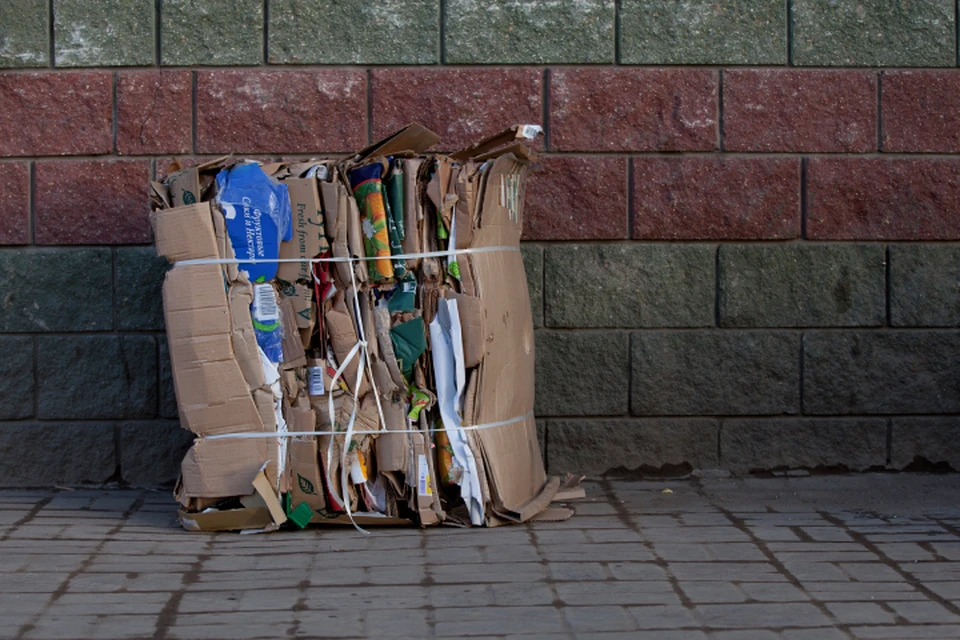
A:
[[154, 124, 570, 531]]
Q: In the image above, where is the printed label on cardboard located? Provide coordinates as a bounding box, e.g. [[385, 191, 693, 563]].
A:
[[279, 282, 313, 329], [418, 454, 432, 496], [278, 178, 329, 283], [307, 366, 325, 396], [252, 284, 279, 322]]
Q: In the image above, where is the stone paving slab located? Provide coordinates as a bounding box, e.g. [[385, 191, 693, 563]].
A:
[[2, 474, 960, 639]]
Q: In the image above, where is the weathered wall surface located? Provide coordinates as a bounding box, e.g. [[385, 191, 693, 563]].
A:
[[1, 0, 959, 485]]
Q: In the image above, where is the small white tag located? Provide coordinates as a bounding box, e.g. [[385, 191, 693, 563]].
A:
[[307, 366, 325, 396], [403, 281, 416, 293], [519, 124, 542, 140], [417, 454, 432, 496], [252, 284, 279, 322]]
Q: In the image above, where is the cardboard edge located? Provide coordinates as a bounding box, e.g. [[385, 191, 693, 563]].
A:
[[351, 123, 441, 164], [450, 124, 541, 162]]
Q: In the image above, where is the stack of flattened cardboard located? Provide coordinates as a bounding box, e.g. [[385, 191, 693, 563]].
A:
[[150, 124, 573, 532]]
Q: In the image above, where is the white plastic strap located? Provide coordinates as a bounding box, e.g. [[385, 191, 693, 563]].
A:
[[175, 245, 518, 266], [201, 411, 534, 441], [322, 340, 363, 513]]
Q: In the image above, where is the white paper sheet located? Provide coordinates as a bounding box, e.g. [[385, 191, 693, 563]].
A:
[[429, 298, 484, 525]]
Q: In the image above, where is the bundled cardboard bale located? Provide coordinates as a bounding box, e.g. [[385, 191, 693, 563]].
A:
[[151, 124, 569, 532]]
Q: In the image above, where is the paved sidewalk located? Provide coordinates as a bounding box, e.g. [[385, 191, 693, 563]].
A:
[[3, 475, 960, 639]]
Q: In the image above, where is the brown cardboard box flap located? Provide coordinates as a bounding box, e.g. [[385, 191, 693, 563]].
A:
[[321, 178, 354, 288], [327, 293, 367, 397], [279, 296, 307, 369], [375, 397, 409, 473], [289, 408, 326, 513], [164, 266, 265, 437], [280, 282, 315, 331], [151, 181, 171, 209], [401, 157, 424, 264], [168, 167, 201, 209], [179, 438, 273, 499], [228, 280, 267, 392], [464, 152, 551, 522], [278, 177, 329, 283], [152, 202, 218, 262], [473, 141, 536, 163], [352, 123, 440, 164], [474, 417, 556, 523], [166, 156, 231, 208], [179, 505, 274, 532], [450, 124, 542, 162], [178, 466, 287, 532], [162, 264, 228, 313]]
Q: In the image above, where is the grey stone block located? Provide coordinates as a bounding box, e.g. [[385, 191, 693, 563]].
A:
[[119, 420, 192, 487], [0, 249, 113, 332], [620, 0, 786, 65], [158, 337, 178, 419], [547, 418, 719, 476], [545, 244, 715, 328], [37, 335, 157, 419], [269, 0, 438, 64], [535, 331, 629, 416], [0, 423, 115, 486], [161, 0, 263, 65], [792, 0, 955, 67], [632, 331, 800, 415], [521, 244, 543, 329], [719, 244, 885, 327], [444, 0, 614, 64], [0, 336, 33, 419], [721, 418, 887, 473], [803, 331, 960, 415], [54, 0, 154, 66], [117, 247, 168, 331], [891, 246, 960, 327], [891, 417, 960, 469], [0, 0, 49, 67]]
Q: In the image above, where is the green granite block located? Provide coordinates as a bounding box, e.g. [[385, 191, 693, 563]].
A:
[[620, 0, 786, 65], [792, 0, 955, 67], [161, 0, 263, 65], [54, 0, 154, 66], [0, 0, 49, 68], [444, 0, 614, 64], [269, 0, 438, 64]]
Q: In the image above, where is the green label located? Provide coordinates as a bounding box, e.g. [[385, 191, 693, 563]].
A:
[[181, 189, 197, 205]]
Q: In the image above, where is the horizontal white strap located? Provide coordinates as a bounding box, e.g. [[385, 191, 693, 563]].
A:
[[175, 245, 518, 266], [199, 411, 534, 441]]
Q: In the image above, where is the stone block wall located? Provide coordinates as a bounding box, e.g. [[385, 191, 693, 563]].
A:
[[1, 0, 959, 485]]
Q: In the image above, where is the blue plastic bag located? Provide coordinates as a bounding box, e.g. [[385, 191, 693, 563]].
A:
[[216, 163, 293, 283]]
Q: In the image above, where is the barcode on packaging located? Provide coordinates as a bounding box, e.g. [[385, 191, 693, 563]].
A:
[[520, 124, 542, 139], [307, 366, 325, 396], [417, 454, 432, 496], [253, 284, 279, 322]]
